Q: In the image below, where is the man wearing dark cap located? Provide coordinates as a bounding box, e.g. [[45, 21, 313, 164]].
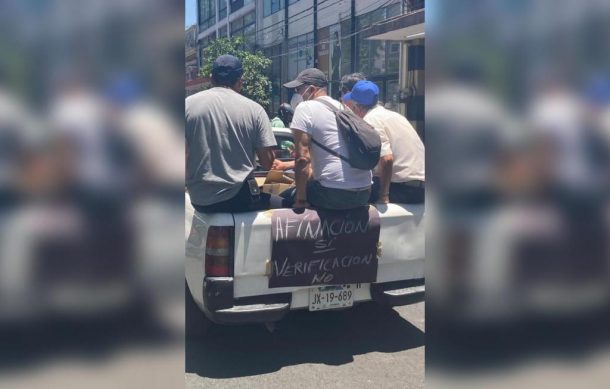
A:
[[185, 54, 277, 212], [282, 68, 372, 209], [346, 80, 425, 204]]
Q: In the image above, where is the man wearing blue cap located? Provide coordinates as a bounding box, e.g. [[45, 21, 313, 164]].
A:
[[345, 80, 425, 204], [340, 72, 367, 110], [186, 54, 278, 212]]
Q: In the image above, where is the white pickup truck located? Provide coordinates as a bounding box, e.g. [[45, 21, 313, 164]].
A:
[[185, 195, 425, 335]]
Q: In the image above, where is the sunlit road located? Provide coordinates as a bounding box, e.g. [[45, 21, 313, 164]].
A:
[[186, 301, 425, 389]]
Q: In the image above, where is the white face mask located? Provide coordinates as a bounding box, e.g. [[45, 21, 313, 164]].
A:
[[301, 86, 315, 101], [290, 92, 303, 109]]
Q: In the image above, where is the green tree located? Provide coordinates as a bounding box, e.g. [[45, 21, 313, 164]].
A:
[[200, 36, 272, 110]]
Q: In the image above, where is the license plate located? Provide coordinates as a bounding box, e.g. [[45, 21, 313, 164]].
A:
[[309, 284, 354, 311]]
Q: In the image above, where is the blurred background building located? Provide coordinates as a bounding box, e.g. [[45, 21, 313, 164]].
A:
[[189, 0, 425, 137], [185, 24, 205, 95]]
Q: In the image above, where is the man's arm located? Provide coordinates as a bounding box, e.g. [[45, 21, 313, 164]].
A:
[[291, 129, 312, 207], [254, 107, 278, 171], [377, 154, 394, 204], [256, 147, 276, 171]]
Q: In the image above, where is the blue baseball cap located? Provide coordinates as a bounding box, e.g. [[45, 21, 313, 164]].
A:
[[343, 80, 379, 106]]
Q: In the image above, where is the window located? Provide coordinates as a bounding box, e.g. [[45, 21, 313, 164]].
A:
[[340, 19, 351, 77], [264, 0, 283, 17], [357, 13, 371, 30], [328, 24, 342, 83], [387, 3, 401, 18], [387, 42, 400, 74], [244, 11, 255, 26], [264, 45, 282, 115], [231, 18, 243, 32], [219, 25, 228, 38], [385, 80, 400, 111], [218, 0, 227, 20], [287, 32, 314, 80], [230, 0, 244, 14], [406, 0, 425, 13], [230, 11, 256, 47], [371, 8, 385, 24], [199, 0, 216, 30], [356, 5, 401, 77], [244, 23, 256, 46], [370, 40, 386, 76], [199, 33, 217, 64]]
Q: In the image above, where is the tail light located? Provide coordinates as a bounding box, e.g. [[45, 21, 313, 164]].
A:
[[205, 226, 234, 277]]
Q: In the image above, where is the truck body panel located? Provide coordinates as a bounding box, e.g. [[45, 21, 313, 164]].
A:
[[185, 193, 425, 312]]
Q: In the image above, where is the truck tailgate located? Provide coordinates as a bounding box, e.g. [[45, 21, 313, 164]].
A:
[[232, 204, 425, 298]]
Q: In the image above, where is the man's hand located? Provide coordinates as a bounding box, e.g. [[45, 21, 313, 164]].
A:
[[271, 159, 284, 170], [272, 159, 295, 171], [256, 146, 276, 171]]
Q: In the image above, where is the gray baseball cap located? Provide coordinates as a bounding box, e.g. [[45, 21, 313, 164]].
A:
[[283, 68, 328, 88]]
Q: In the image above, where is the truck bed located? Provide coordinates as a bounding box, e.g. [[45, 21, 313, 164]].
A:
[[186, 193, 424, 311]]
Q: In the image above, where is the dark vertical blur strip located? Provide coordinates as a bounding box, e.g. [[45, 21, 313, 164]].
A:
[[0, 1, 184, 387], [427, 1, 610, 388]]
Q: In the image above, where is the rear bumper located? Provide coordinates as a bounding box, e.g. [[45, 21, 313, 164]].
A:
[[201, 277, 425, 324], [202, 277, 291, 324], [370, 278, 425, 306], [210, 303, 290, 324]]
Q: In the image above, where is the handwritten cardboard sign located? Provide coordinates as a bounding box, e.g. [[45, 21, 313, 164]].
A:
[[269, 206, 380, 288]]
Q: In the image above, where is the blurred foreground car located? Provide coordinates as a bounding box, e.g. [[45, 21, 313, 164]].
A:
[[427, 85, 610, 324]]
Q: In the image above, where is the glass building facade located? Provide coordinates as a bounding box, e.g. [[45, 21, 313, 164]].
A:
[[195, 0, 424, 126]]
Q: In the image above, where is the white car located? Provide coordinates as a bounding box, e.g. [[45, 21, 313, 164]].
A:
[[185, 128, 425, 335]]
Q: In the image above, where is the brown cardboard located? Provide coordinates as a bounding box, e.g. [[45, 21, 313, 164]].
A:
[[261, 183, 293, 195], [264, 170, 294, 185], [256, 170, 295, 195]]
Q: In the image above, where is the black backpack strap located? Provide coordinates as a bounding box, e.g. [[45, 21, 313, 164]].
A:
[[310, 137, 350, 164], [309, 97, 350, 163], [315, 97, 341, 113]]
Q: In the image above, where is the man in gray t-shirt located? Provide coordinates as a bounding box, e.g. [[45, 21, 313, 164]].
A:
[[186, 55, 277, 212]]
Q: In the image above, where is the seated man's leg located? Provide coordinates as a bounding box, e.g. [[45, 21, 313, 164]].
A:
[[308, 181, 371, 210], [278, 186, 297, 208], [369, 177, 381, 203], [389, 183, 425, 204], [193, 181, 268, 213]]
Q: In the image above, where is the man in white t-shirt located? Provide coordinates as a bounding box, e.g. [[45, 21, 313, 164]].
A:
[[281, 68, 372, 209], [346, 80, 425, 204]]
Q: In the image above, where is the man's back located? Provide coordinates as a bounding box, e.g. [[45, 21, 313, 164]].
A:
[[185, 87, 275, 206], [365, 105, 425, 182], [291, 96, 372, 190]]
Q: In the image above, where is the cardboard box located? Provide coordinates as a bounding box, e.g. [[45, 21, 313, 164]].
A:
[[264, 170, 294, 185], [255, 176, 266, 187], [258, 170, 294, 195], [261, 183, 293, 195]]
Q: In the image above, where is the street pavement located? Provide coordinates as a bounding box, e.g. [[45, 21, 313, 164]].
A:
[[186, 301, 425, 389]]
